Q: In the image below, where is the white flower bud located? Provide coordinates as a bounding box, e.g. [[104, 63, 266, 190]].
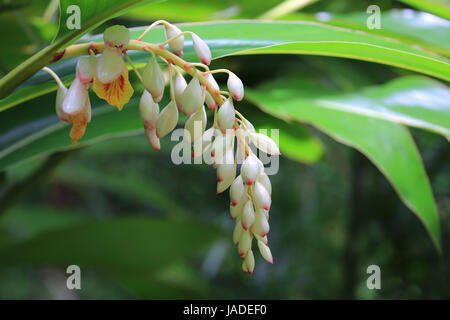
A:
[[230, 200, 244, 220], [192, 33, 211, 65], [181, 76, 204, 116], [238, 229, 252, 258], [243, 118, 255, 133], [230, 175, 245, 207], [76, 55, 97, 84], [184, 105, 206, 143], [139, 90, 159, 129], [156, 100, 178, 138], [233, 216, 243, 245], [96, 47, 124, 84], [250, 132, 280, 155], [142, 56, 165, 101], [257, 171, 272, 195], [242, 199, 255, 231], [253, 181, 271, 211], [255, 233, 268, 246], [62, 78, 88, 115], [241, 154, 259, 186], [242, 260, 248, 273], [104, 25, 130, 49], [251, 208, 270, 237], [217, 148, 236, 194], [145, 128, 160, 150], [173, 71, 187, 112], [257, 240, 273, 264], [217, 98, 235, 133], [164, 23, 184, 56], [227, 72, 244, 101], [244, 249, 255, 274], [55, 83, 68, 122]]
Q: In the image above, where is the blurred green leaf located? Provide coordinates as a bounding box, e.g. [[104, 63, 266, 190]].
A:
[[0, 216, 223, 271], [397, 0, 450, 20], [246, 76, 442, 250]]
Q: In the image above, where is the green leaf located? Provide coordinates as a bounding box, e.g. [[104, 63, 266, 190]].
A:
[[397, 0, 450, 20], [0, 0, 159, 98], [2, 20, 450, 104], [0, 216, 223, 271], [245, 76, 442, 250]]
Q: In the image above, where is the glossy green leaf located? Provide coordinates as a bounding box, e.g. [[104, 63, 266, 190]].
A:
[[0, 216, 223, 271], [397, 0, 450, 20], [245, 77, 442, 250], [2, 20, 450, 105]]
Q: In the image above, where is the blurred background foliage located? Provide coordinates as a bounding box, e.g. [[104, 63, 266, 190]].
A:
[[0, 0, 449, 299]]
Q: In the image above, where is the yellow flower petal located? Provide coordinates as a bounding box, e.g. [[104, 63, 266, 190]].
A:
[[69, 111, 88, 145], [93, 64, 133, 110]]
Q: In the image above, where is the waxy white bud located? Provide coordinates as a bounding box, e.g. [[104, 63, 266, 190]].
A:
[[96, 47, 124, 84], [250, 132, 280, 155], [255, 233, 268, 246], [244, 249, 255, 274], [257, 240, 273, 264], [205, 74, 219, 110], [230, 175, 245, 207], [241, 154, 259, 186], [251, 208, 270, 237], [257, 171, 272, 195], [145, 128, 160, 150], [62, 78, 88, 115], [227, 72, 244, 101], [230, 200, 244, 220], [139, 90, 159, 130], [242, 200, 255, 230], [173, 71, 187, 112], [156, 100, 178, 138], [217, 98, 235, 133], [233, 217, 243, 245], [104, 25, 130, 49], [76, 56, 97, 84], [164, 23, 184, 56], [253, 181, 271, 211], [55, 83, 68, 122], [242, 261, 248, 273], [192, 33, 211, 65], [184, 105, 206, 143], [181, 76, 204, 116], [217, 149, 236, 194], [142, 56, 165, 101], [238, 229, 252, 258]]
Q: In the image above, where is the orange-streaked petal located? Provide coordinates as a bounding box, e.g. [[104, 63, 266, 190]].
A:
[[69, 110, 88, 145], [93, 65, 133, 110]]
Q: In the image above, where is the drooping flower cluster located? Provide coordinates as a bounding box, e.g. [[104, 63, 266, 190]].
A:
[[44, 21, 280, 274]]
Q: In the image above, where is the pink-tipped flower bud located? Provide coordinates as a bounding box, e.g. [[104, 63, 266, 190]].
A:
[[233, 216, 243, 245], [205, 74, 219, 110], [104, 25, 130, 49], [145, 128, 160, 151], [156, 100, 178, 138], [62, 78, 88, 115], [230, 200, 244, 220], [227, 72, 244, 101], [96, 47, 124, 84], [217, 98, 235, 133], [139, 90, 159, 130], [241, 154, 259, 186], [253, 181, 271, 211], [250, 132, 280, 155], [184, 105, 206, 143], [181, 76, 204, 116], [142, 56, 165, 102], [251, 208, 270, 238], [164, 23, 184, 56], [238, 229, 252, 258], [230, 175, 245, 207], [217, 149, 236, 194], [257, 171, 272, 195], [255, 233, 268, 246], [257, 240, 273, 264], [173, 71, 187, 112], [244, 249, 255, 274], [242, 260, 248, 273], [242, 199, 255, 230], [76, 55, 97, 84], [192, 33, 211, 65], [55, 83, 68, 122]]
